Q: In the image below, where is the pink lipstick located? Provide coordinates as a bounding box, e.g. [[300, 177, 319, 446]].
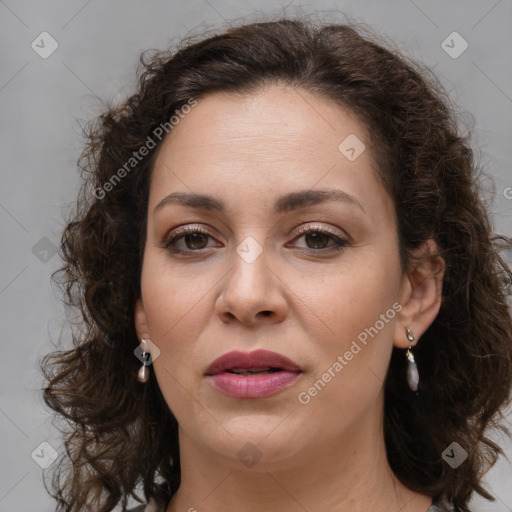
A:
[[205, 349, 302, 398]]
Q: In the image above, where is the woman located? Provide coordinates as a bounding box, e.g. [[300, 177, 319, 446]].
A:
[[40, 16, 512, 512]]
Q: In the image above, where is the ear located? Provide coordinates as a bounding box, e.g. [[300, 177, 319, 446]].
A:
[[393, 239, 445, 348], [134, 298, 150, 341]]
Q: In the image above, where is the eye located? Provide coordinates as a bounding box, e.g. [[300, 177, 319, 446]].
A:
[[160, 223, 349, 257], [160, 225, 219, 256], [287, 224, 349, 254]]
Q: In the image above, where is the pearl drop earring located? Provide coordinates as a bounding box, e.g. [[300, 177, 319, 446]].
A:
[[405, 328, 419, 393], [137, 338, 151, 383]]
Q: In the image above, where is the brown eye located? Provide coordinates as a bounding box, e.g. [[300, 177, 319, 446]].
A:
[[161, 224, 349, 258], [162, 226, 218, 255], [288, 226, 349, 255], [182, 232, 209, 250], [304, 231, 331, 249]]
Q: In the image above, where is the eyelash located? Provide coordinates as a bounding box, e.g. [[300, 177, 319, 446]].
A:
[[160, 224, 349, 257]]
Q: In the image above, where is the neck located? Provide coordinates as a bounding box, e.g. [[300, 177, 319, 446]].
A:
[[166, 396, 433, 512]]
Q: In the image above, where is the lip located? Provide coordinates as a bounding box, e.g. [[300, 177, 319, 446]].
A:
[[205, 349, 302, 399]]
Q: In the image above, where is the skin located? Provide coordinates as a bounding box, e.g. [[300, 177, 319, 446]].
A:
[[134, 83, 445, 512]]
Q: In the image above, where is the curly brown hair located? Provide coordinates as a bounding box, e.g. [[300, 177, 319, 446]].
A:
[[40, 15, 512, 512]]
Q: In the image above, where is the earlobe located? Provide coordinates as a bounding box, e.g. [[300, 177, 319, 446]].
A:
[[393, 240, 445, 349], [134, 298, 150, 340]]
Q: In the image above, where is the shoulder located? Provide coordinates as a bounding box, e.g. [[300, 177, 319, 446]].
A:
[[126, 495, 454, 512], [428, 496, 455, 512], [126, 496, 454, 512], [124, 496, 167, 512]]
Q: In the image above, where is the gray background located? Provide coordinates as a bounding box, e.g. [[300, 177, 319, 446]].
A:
[[1, 1, 511, 511]]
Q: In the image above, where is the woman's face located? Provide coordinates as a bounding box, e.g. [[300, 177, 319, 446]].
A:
[[135, 84, 412, 469]]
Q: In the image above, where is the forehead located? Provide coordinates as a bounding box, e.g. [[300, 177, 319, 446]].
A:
[[148, 85, 392, 223], [158, 85, 371, 161]]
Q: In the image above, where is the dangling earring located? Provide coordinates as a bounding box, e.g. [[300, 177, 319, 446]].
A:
[[137, 338, 151, 383], [405, 328, 419, 393]]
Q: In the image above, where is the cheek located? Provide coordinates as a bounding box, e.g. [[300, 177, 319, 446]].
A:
[[294, 254, 400, 409], [298, 254, 400, 347], [141, 252, 216, 338], [139, 263, 215, 406], [141, 274, 214, 426]]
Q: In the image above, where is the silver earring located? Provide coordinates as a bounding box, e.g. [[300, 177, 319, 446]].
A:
[[137, 338, 151, 383], [405, 328, 419, 392]]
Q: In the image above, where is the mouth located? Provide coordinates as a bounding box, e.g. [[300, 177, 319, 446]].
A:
[[205, 349, 302, 376], [224, 367, 283, 375], [205, 349, 302, 399]]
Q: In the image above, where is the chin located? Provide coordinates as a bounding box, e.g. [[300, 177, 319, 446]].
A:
[[198, 414, 309, 470]]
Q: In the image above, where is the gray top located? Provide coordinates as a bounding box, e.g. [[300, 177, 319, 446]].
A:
[[126, 496, 454, 511]]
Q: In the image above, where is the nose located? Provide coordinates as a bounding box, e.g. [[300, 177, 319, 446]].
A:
[[215, 244, 288, 327]]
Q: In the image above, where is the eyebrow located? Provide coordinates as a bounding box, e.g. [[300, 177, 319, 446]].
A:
[[153, 189, 366, 215]]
